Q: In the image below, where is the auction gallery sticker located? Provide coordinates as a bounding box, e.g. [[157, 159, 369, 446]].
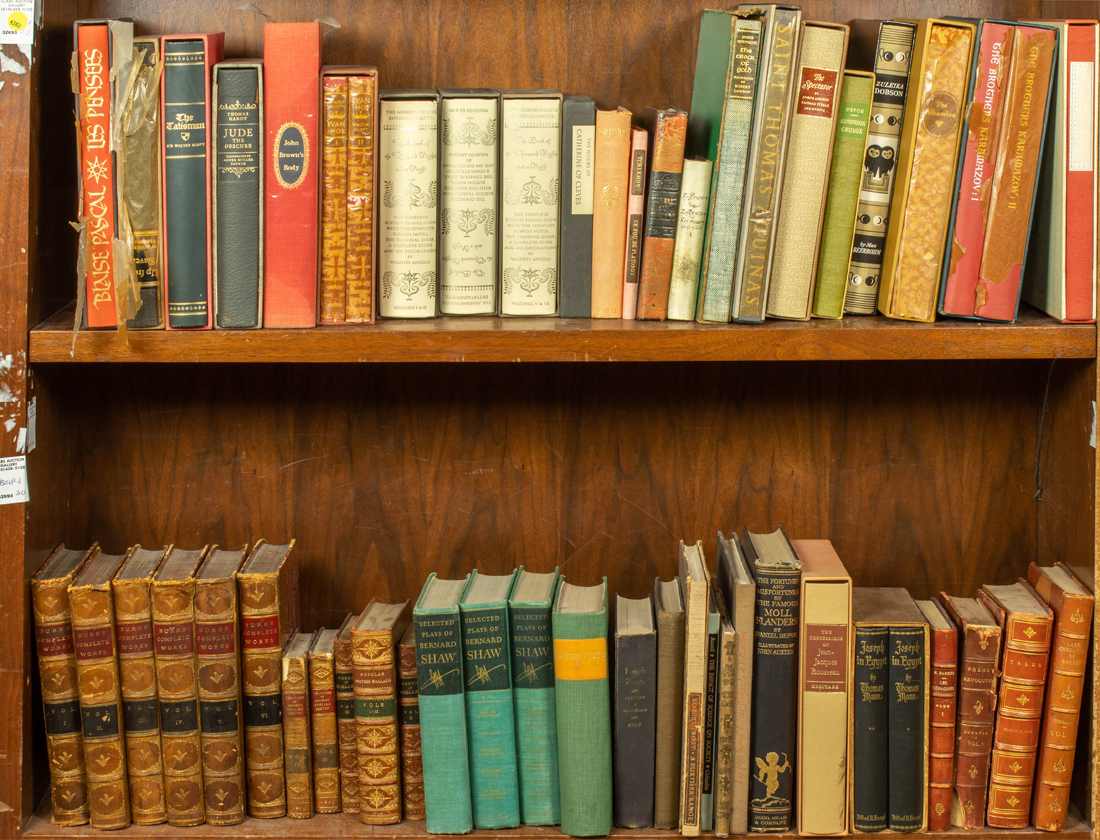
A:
[[0, 1, 34, 45], [0, 455, 29, 504]]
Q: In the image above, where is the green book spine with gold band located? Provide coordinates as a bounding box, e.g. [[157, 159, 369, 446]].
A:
[[812, 71, 875, 319]]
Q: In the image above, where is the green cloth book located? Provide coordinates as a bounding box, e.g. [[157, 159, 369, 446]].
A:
[[509, 567, 562, 826], [414, 573, 473, 834], [460, 570, 520, 829], [553, 578, 612, 837], [812, 71, 875, 319]]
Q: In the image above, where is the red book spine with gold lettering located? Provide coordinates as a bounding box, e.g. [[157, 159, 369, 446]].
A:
[[263, 22, 322, 327], [398, 624, 426, 820], [925, 600, 957, 831]]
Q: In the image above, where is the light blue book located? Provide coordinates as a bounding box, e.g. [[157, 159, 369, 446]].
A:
[[414, 573, 473, 834], [460, 570, 521, 828], [508, 567, 561, 825]]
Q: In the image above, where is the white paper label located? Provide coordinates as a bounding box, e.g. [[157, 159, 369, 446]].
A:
[[27, 395, 35, 453], [0, 455, 29, 504], [571, 125, 595, 215], [1069, 62, 1094, 172], [0, 1, 33, 45]]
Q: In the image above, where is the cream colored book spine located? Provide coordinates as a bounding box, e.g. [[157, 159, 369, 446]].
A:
[[678, 541, 710, 836], [667, 159, 713, 321]]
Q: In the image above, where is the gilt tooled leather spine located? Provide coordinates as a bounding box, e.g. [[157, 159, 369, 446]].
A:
[[927, 609, 958, 831], [345, 74, 378, 323], [32, 550, 92, 825], [334, 618, 359, 813], [354, 625, 403, 824], [398, 628, 426, 820], [319, 76, 349, 324], [283, 636, 314, 818], [309, 642, 341, 813], [636, 108, 687, 321]]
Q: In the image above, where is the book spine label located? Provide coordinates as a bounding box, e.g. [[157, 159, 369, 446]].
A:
[[346, 75, 377, 323], [654, 610, 685, 829], [767, 25, 847, 321], [238, 576, 288, 818], [713, 630, 737, 836], [319, 76, 349, 324], [334, 635, 359, 813], [559, 99, 596, 318], [398, 636, 426, 820], [698, 20, 762, 324], [953, 622, 1001, 828], [667, 159, 714, 320], [887, 626, 926, 831], [354, 628, 402, 824], [812, 72, 874, 319], [309, 651, 340, 813], [987, 612, 1052, 828], [112, 577, 167, 825], [414, 610, 473, 834], [262, 23, 321, 327], [1063, 27, 1097, 321], [734, 9, 801, 322], [637, 111, 687, 320], [613, 632, 657, 828], [77, 25, 119, 328], [440, 97, 499, 315], [501, 98, 561, 316], [379, 99, 438, 318], [591, 108, 632, 318], [853, 626, 889, 832], [701, 622, 719, 830], [748, 566, 800, 832], [509, 605, 559, 825], [163, 40, 211, 328], [282, 650, 313, 818], [679, 576, 709, 837], [928, 621, 958, 831], [461, 605, 520, 827], [35, 576, 91, 826], [620, 128, 647, 319], [846, 23, 916, 314]]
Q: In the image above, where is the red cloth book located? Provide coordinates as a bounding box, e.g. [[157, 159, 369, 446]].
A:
[[1062, 22, 1098, 322], [263, 23, 322, 328]]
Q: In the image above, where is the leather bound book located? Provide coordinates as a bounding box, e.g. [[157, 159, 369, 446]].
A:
[[715, 534, 755, 835], [282, 630, 315, 818], [652, 577, 685, 830], [559, 96, 597, 318], [508, 568, 561, 826], [32, 546, 94, 826], [732, 4, 802, 322], [439, 90, 499, 316], [353, 599, 413, 825], [590, 107, 632, 318], [620, 126, 648, 319], [666, 158, 713, 320], [697, 16, 762, 325], [308, 629, 340, 814], [767, 22, 850, 321], [844, 20, 918, 315], [111, 546, 168, 825], [161, 34, 224, 329], [637, 107, 687, 321], [69, 548, 132, 829], [379, 91, 440, 319], [334, 613, 358, 813], [743, 528, 801, 832], [152, 547, 208, 826], [978, 582, 1054, 829], [213, 61, 264, 330], [319, 76, 349, 324], [878, 19, 975, 321], [852, 623, 888, 831], [916, 599, 958, 831], [194, 546, 248, 825], [397, 623, 426, 820], [238, 540, 301, 818], [939, 593, 1001, 829], [1027, 564, 1095, 830], [344, 71, 380, 324], [612, 595, 657, 828], [794, 540, 852, 837], [262, 22, 321, 327], [678, 541, 711, 836], [712, 595, 736, 837], [121, 37, 165, 330]]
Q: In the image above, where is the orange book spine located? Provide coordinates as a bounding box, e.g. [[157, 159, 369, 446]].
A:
[[927, 612, 957, 830], [590, 107, 632, 318], [309, 643, 341, 813], [398, 630, 426, 820], [334, 620, 359, 813], [345, 74, 378, 323], [319, 76, 349, 323], [354, 626, 402, 824]]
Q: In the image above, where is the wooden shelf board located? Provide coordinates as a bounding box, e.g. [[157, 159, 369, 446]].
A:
[[29, 303, 1096, 363], [21, 799, 1093, 839]]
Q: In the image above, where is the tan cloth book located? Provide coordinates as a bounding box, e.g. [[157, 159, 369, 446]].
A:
[[678, 540, 711, 836], [653, 577, 685, 829], [591, 107, 633, 318]]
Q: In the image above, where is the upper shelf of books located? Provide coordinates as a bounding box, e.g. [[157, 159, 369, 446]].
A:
[[30, 303, 1095, 363]]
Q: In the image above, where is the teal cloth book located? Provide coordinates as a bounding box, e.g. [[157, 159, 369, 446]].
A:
[[698, 15, 763, 324], [509, 567, 562, 826], [553, 578, 612, 837], [414, 573, 474, 834], [460, 570, 520, 829]]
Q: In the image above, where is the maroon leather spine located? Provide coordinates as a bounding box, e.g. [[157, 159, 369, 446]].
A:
[[927, 601, 957, 831]]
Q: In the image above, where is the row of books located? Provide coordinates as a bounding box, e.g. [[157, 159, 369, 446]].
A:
[[73, 11, 1098, 333]]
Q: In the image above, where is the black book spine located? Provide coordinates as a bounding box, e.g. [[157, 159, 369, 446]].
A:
[[559, 96, 595, 318], [214, 66, 262, 328], [853, 625, 889, 832], [613, 631, 657, 828], [747, 565, 800, 832], [701, 625, 718, 818], [888, 625, 926, 832], [163, 40, 210, 328]]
